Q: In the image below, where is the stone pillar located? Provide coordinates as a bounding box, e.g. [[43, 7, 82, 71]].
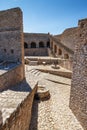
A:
[[69, 19, 87, 130]]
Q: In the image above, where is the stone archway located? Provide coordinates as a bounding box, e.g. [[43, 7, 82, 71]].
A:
[[58, 48, 62, 55], [39, 41, 44, 48], [31, 42, 36, 48], [64, 54, 69, 59]]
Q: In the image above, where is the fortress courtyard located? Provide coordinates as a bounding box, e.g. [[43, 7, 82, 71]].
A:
[[0, 7, 86, 130]]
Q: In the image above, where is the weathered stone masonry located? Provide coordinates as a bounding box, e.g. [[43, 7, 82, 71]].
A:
[[70, 19, 87, 130], [0, 7, 25, 91], [0, 82, 37, 130], [0, 64, 24, 91], [0, 7, 24, 63], [24, 33, 50, 56]]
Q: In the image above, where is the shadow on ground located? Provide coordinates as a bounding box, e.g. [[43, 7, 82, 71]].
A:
[[29, 98, 40, 130], [46, 78, 70, 86], [0, 79, 32, 92]]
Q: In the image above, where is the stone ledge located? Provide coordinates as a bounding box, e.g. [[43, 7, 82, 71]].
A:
[[37, 68, 72, 79]]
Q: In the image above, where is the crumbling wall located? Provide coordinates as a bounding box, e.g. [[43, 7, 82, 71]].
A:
[[70, 19, 87, 130]]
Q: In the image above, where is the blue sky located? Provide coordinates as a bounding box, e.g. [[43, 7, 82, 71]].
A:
[[0, 0, 87, 34]]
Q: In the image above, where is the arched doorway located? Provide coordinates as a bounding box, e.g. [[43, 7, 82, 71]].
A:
[[24, 42, 28, 48], [58, 48, 62, 55], [64, 54, 69, 59], [31, 42, 36, 48], [39, 41, 44, 48]]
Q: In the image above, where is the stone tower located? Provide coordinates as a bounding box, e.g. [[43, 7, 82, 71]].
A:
[[0, 7, 25, 91], [0, 7, 24, 64]]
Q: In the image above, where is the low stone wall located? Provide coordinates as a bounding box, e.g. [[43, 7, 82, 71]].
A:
[[38, 58, 58, 65], [37, 68, 72, 79], [25, 48, 48, 56], [25, 57, 73, 71], [25, 57, 58, 65], [0, 64, 24, 91], [0, 82, 37, 130]]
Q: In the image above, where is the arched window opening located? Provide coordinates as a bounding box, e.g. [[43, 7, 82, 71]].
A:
[[64, 54, 69, 59], [11, 49, 14, 54], [24, 42, 28, 48], [47, 41, 50, 48], [39, 41, 44, 48], [54, 45, 57, 53], [31, 42, 36, 48], [58, 48, 62, 55]]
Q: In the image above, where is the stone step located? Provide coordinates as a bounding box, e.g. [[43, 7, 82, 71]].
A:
[[29, 69, 41, 76]]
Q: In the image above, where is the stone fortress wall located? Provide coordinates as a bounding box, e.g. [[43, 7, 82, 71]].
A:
[[0, 8, 24, 63], [24, 33, 50, 56], [69, 18, 87, 130], [0, 7, 25, 91]]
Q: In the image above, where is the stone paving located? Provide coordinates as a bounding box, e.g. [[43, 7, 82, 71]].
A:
[[29, 66, 83, 130]]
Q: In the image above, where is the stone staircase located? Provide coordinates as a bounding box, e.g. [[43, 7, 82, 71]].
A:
[[27, 68, 50, 100], [28, 69, 41, 77]]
